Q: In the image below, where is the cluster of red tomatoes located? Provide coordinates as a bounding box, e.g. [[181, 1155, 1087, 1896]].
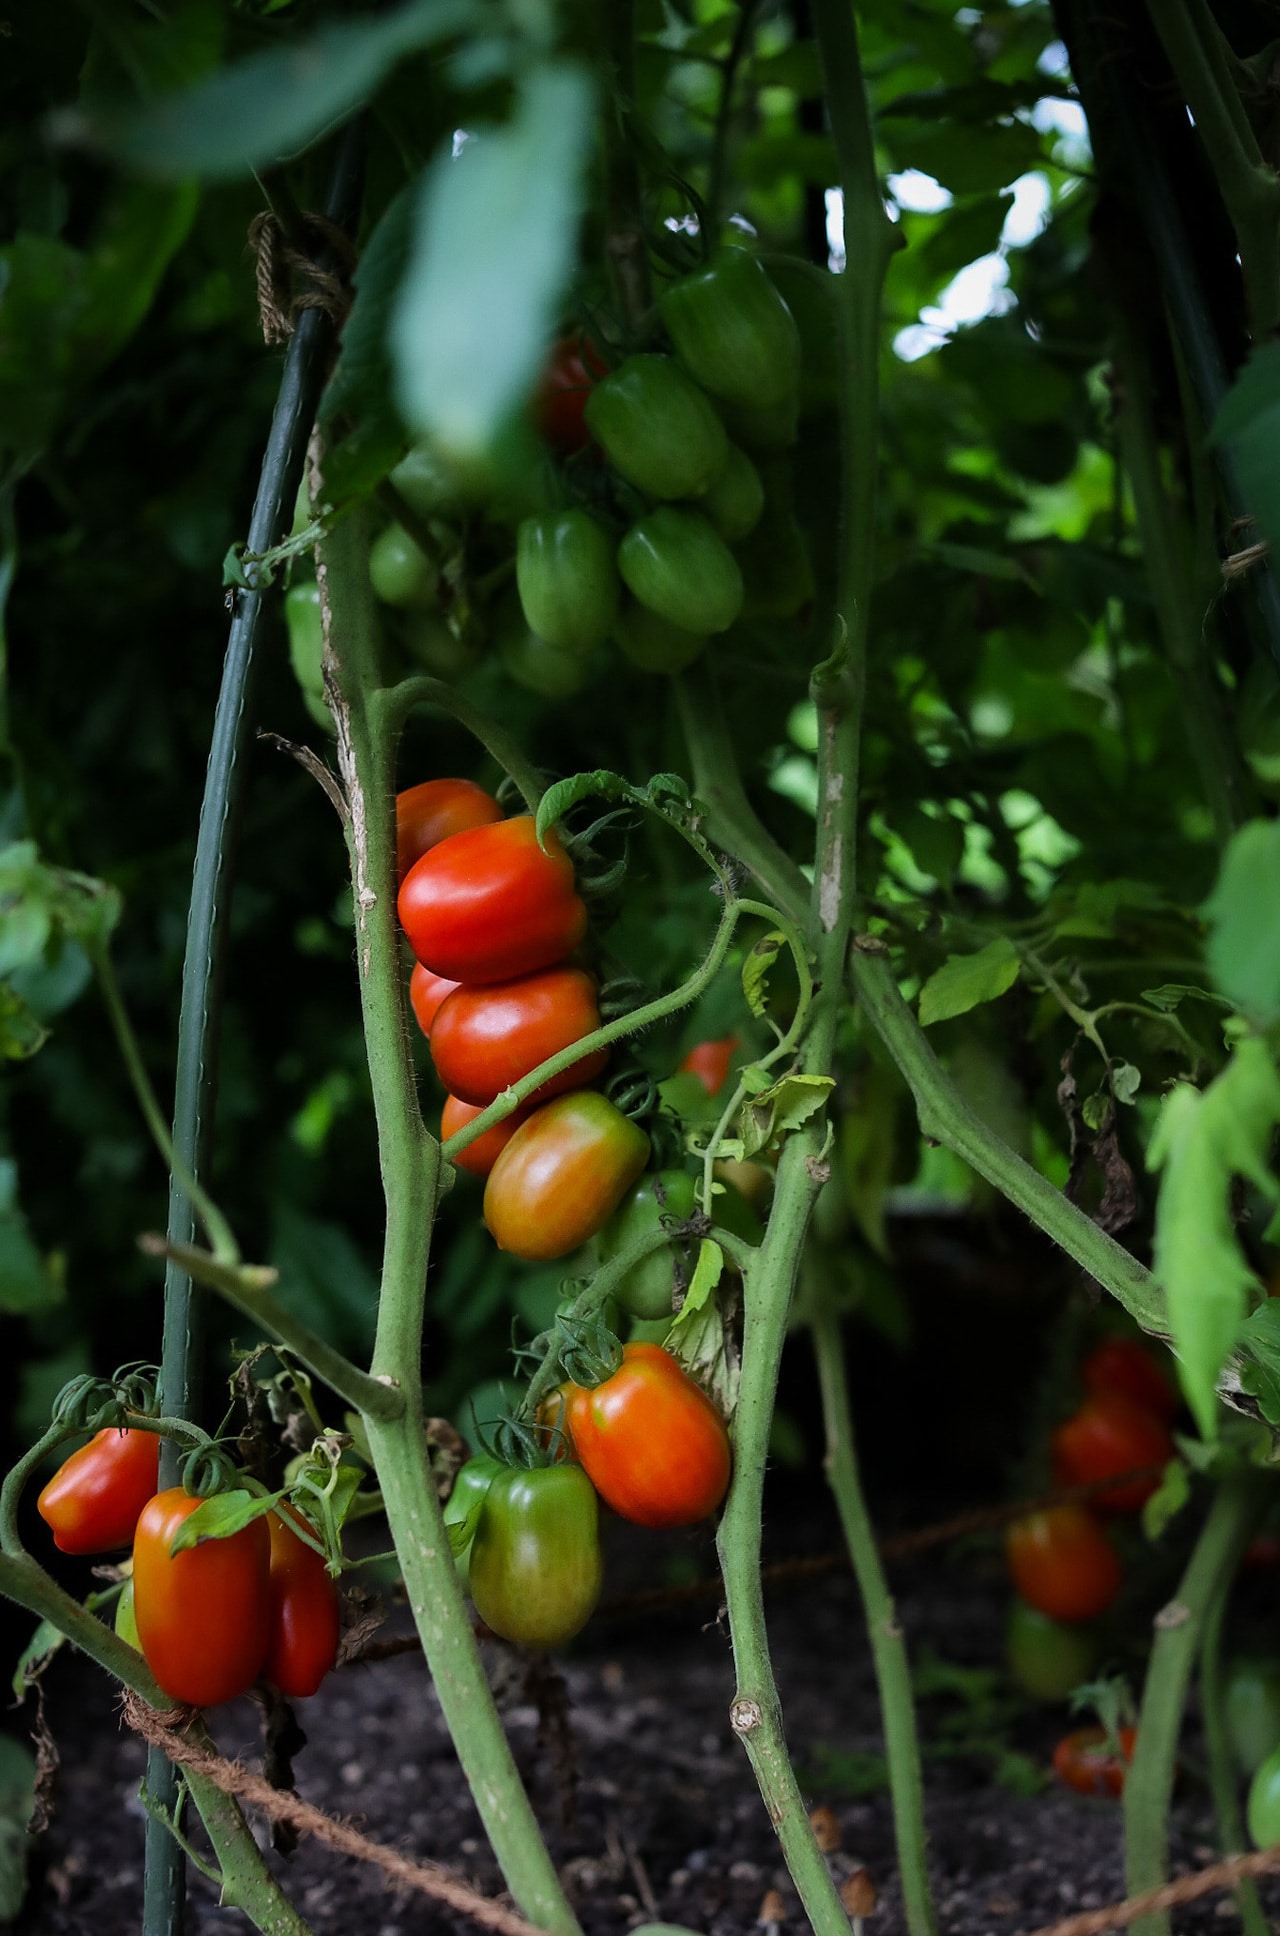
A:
[[1003, 1333, 1178, 1795], [37, 1425, 339, 1709]]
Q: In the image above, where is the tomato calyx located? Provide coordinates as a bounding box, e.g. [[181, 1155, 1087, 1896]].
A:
[[552, 1310, 626, 1393]]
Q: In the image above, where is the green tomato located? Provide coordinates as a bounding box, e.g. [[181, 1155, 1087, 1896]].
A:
[[390, 442, 463, 518], [516, 511, 619, 654], [115, 1575, 141, 1652], [1006, 1596, 1098, 1702], [369, 523, 439, 610], [614, 601, 706, 675], [399, 610, 477, 682], [1249, 1741, 1280, 1847], [660, 251, 802, 412], [708, 1178, 764, 1248], [618, 508, 743, 636], [469, 1464, 603, 1649], [700, 443, 764, 544], [444, 1453, 505, 1588], [500, 626, 594, 699], [716, 390, 800, 453], [284, 580, 333, 731], [584, 354, 728, 500], [737, 459, 813, 620], [1226, 1658, 1280, 1775], [597, 1170, 699, 1321]]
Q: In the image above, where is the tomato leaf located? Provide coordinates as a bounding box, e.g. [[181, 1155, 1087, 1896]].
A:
[[1209, 342, 1280, 564], [391, 63, 594, 461], [672, 1239, 724, 1325], [10, 1621, 63, 1700], [1147, 1037, 1280, 1440], [534, 769, 701, 850], [168, 1488, 282, 1554], [918, 936, 1019, 1026], [0, 843, 121, 975], [1202, 819, 1280, 1026], [666, 1289, 740, 1418], [445, 1497, 484, 1557], [742, 931, 785, 1019], [1141, 984, 1229, 1015], [1236, 1300, 1280, 1426], [1140, 1458, 1189, 1542], [737, 1072, 833, 1158], [0, 1735, 37, 1918], [1111, 1062, 1141, 1105]]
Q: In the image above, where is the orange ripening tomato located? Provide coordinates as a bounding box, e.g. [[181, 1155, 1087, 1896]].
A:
[[533, 331, 608, 455], [395, 778, 502, 883], [1005, 1505, 1122, 1623], [484, 1091, 650, 1260], [679, 1034, 739, 1097], [409, 963, 461, 1039], [440, 1094, 530, 1178], [263, 1506, 340, 1700], [564, 1343, 732, 1528], [1051, 1392, 1173, 1514], [398, 817, 587, 985], [429, 966, 609, 1107], [1052, 1725, 1136, 1797], [37, 1426, 160, 1555], [132, 1489, 271, 1707], [1081, 1336, 1178, 1425]]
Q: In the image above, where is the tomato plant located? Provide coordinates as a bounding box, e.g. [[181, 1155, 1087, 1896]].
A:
[[37, 1426, 159, 1555], [369, 523, 438, 610], [429, 965, 608, 1107], [613, 602, 705, 675], [131, 1490, 271, 1707], [483, 1090, 650, 1260], [395, 778, 502, 884], [659, 250, 803, 412], [583, 353, 728, 499], [1006, 1597, 1099, 1703], [1050, 1392, 1173, 1514], [700, 443, 765, 544], [516, 511, 619, 654], [595, 1169, 698, 1320], [1225, 1659, 1280, 1775], [1250, 1743, 1280, 1848], [398, 817, 586, 984], [468, 1464, 602, 1648], [440, 1094, 530, 1177], [1005, 1506, 1122, 1624], [1080, 1337, 1179, 1426], [1052, 1726, 1136, 1797], [533, 331, 607, 454], [263, 1505, 340, 1699], [617, 508, 743, 636], [563, 1341, 732, 1528], [443, 1453, 504, 1586]]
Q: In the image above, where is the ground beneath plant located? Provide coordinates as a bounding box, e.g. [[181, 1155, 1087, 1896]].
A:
[[10, 1482, 1280, 1936]]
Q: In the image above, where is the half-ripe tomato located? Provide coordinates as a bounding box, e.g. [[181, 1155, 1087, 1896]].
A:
[[1081, 1336, 1178, 1425], [1006, 1596, 1098, 1702], [132, 1489, 271, 1707], [395, 778, 502, 884], [429, 967, 608, 1107], [409, 963, 461, 1039], [441, 1094, 530, 1179], [468, 1464, 603, 1648], [399, 817, 587, 985], [564, 1342, 731, 1529], [483, 1091, 650, 1261], [679, 1035, 739, 1098], [263, 1505, 340, 1700], [38, 1426, 159, 1555], [1051, 1392, 1172, 1514], [1006, 1506, 1121, 1623], [1052, 1725, 1136, 1797], [533, 331, 608, 455]]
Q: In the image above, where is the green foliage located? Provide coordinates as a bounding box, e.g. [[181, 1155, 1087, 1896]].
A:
[[0, 1734, 37, 1919], [918, 937, 1020, 1027], [1202, 820, 1280, 1026], [1210, 343, 1280, 563]]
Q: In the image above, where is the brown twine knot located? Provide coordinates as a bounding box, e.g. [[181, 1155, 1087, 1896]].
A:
[[248, 210, 359, 347]]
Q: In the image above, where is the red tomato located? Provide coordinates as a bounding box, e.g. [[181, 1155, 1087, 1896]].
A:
[[263, 1506, 340, 1700], [564, 1343, 731, 1529], [534, 332, 608, 455], [395, 778, 502, 883], [409, 963, 461, 1039], [1081, 1336, 1178, 1425], [37, 1426, 159, 1555], [679, 1034, 739, 1097], [132, 1489, 271, 1706], [1052, 1725, 1136, 1797], [1005, 1506, 1122, 1623], [483, 1090, 650, 1260], [398, 817, 587, 986], [1051, 1392, 1172, 1514], [429, 967, 608, 1106], [440, 1094, 530, 1178]]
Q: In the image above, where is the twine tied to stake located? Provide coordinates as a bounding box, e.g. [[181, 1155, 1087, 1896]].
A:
[[248, 210, 358, 347]]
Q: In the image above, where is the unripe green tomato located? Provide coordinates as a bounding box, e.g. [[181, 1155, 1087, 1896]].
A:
[[618, 508, 743, 636], [1006, 1596, 1098, 1701], [584, 355, 728, 500], [614, 601, 706, 675], [660, 250, 802, 411], [709, 1178, 764, 1248], [500, 627, 594, 699], [285, 580, 324, 693], [369, 523, 439, 610], [717, 390, 800, 454], [399, 610, 477, 682], [1249, 1741, 1280, 1847], [737, 460, 813, 620], [115, 1575, 141, 1651], [1226, 1658, 1280, 1775], [390, 441, 463, 518], [597, 1170, 699, 1321], [700, 443, 764, 544], [443, 1453, 504, 1589], [516, 511, 619, 653]]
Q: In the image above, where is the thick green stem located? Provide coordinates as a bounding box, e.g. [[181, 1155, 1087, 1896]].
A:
[[1125, 1470, 1267, 1936], [377, 676, 545, 812], [809, 1289, 934, 1934], [316, 503, 580, 1936], [1198, 1567, 1270, 1936]]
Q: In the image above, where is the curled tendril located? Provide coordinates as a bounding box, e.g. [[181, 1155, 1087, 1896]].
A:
[[113, 1369, 159, 1417], [52, 1375, 120, 1430], [604, 1067, 658, 1120], [180, 1443, 242, 1499]]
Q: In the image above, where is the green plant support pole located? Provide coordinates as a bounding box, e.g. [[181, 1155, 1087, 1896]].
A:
[[144, 125, 365, 1936]]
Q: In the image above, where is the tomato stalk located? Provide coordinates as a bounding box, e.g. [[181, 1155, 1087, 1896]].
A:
[[314, 501, 582, 1936]]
